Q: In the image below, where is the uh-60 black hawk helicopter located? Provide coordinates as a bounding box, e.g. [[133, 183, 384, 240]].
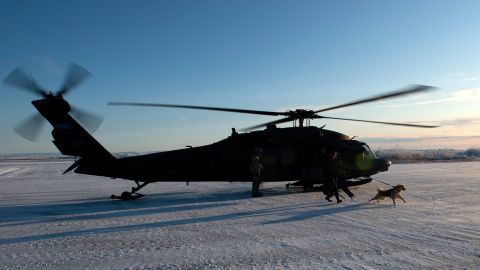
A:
[[4, 63, 439, 200]]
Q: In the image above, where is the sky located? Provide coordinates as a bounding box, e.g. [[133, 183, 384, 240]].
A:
[[1, 0, 480, 154]]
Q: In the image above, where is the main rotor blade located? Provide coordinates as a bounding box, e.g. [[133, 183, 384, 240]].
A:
[[70, 106, 103, 133], [108, 102, 285, 116], [4, 67, 48, 97], [57, 63, 91, 95], [315, 115, 439, 128], [241, 117, 294, 131], [314, 84, 435, 113], [14, 113, 45, 141]]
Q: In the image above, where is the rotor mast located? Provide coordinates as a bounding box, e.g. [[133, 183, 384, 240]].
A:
[[290, 109, 315, 128]]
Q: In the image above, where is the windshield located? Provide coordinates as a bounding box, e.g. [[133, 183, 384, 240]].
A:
[[353, 144, 376, 171], [362, 145, 377, 158]]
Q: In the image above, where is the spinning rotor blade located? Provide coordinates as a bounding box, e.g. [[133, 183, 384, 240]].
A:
[[14, 113, 45, 141], [314, 84, 435, 113], [5, 63, 102, 141], [241, 116, 294, 131], [315, 115, 439, 128], [3, 67, 48, 97], [108, 102, 285, 116], [109, 84, 438, 131], [57, 63, 91, 95], [70, 106, 103, 133]]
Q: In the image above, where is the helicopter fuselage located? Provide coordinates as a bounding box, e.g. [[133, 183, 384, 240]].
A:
[[74, 126, 391, 185]]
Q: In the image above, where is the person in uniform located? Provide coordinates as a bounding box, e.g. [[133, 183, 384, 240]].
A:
[[250, 147, 263, 197], [323, 150, 354, 203]]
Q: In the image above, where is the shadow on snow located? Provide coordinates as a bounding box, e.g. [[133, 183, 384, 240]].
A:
[[0, 194, 381, 245]]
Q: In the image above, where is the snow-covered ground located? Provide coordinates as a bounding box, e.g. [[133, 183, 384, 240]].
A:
[[0, 160, 479, 269]]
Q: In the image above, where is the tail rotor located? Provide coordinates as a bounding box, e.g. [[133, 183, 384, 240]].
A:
[[3, 63, 102, 141]]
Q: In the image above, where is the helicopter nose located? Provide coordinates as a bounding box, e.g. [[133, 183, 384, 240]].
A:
[[376, 158, 391, 172]]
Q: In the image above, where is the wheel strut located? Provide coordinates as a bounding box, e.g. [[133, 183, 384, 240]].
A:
[[111, 181, 149, 200]]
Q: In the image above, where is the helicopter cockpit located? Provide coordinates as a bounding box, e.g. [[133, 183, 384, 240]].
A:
[[327, 139, 389, 178], [355, 143, 391, 174]]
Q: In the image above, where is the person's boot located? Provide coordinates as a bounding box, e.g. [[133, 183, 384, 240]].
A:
[[252, 180, 263, 197], [335, 193, 342, 203]]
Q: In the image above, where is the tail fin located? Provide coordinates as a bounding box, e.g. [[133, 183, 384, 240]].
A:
[[33, 99, 115, 161], [51, 118, 114, 160]]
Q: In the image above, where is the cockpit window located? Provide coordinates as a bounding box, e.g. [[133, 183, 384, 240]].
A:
[[356, 145, 375, 170], [362, 145, 376, 158]]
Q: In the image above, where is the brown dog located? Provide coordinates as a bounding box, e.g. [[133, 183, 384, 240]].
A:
[[369, 185, 406, 205]]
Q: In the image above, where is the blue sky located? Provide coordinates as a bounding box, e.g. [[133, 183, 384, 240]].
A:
[[1, 0, 480, 154]]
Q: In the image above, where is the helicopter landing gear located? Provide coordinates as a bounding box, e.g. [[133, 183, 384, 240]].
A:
[[303, 183, 314, 192], [345, 177, 373, 187], [252, 180, 263, 197], [111, 181, 149, 200], [285, 180, 314, 192]]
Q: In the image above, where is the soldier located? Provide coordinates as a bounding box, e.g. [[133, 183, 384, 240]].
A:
[[322, 149, 340, 203], [332, 151, 354, 199], [324, 177, 342, 203], [338, 177, 354, 199], [323, 150, 354, 203], [250, 147, 263, 197]]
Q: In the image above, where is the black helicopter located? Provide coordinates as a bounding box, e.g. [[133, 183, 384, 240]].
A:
[[3, 64, 438, 200]]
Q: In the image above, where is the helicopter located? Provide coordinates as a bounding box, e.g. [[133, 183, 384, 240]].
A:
[[3, 63, 439, 200]]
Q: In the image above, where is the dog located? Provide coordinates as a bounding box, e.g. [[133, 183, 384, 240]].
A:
[[369, 185, 406, 205]]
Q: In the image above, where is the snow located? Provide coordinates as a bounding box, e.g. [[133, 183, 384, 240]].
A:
[[0, 160, 479, 269]]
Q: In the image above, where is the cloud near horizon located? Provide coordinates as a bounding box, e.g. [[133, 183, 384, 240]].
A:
[[442, 71, 480, 83], [432, 117, 480, 126], [383, 88, 480, 108]]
